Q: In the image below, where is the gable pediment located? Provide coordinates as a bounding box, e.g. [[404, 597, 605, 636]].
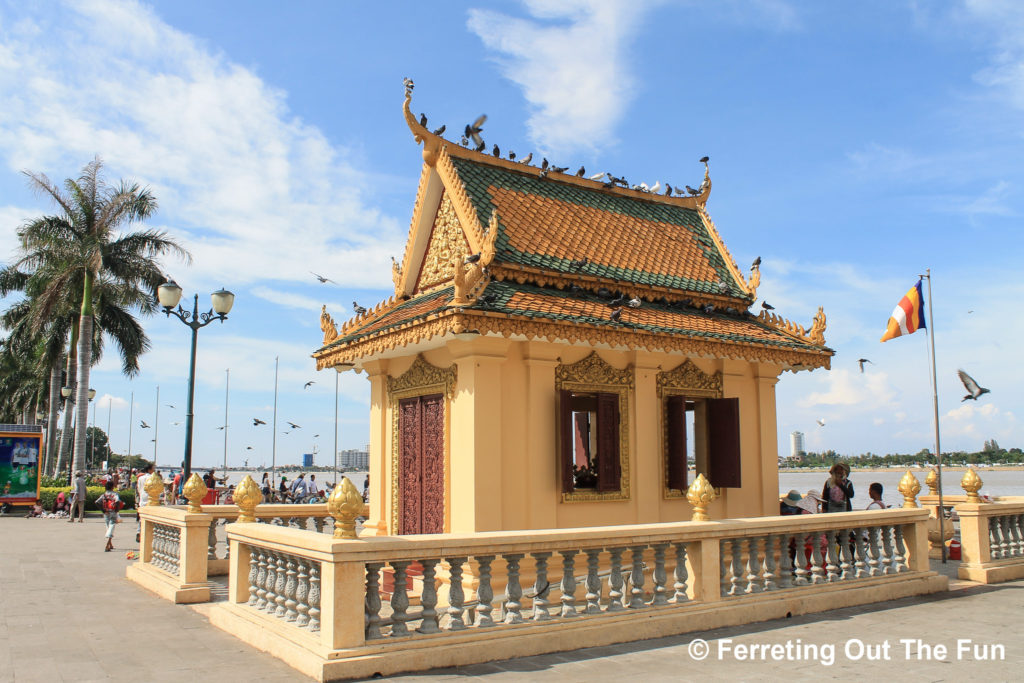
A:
[[414, 192, 471, 292]]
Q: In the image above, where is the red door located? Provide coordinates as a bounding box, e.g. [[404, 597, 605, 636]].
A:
[[398, 394, 445, 534]]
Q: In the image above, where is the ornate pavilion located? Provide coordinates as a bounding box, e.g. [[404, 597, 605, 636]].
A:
[[313, 92, 832, 537]]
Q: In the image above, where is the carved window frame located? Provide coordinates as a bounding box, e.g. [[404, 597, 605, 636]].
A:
[[387, 355, 457, 534], [657, 359, 723, 499], [555, 352, 633, 503]]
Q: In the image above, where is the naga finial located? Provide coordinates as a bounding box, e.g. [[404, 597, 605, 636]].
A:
[[808, 306, 827, 346], [320, 305, 338, 345]]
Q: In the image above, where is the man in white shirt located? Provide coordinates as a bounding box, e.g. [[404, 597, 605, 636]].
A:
[[136, 463, 154, 542]]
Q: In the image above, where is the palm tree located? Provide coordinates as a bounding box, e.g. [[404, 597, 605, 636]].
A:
[[16, 158, 189, 478]]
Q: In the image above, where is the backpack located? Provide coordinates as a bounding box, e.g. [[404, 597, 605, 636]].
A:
[[101, 495, 124, 513]]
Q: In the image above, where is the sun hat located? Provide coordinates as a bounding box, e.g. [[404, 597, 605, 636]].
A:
[[780, 490, 803, 506], [804, 489, 824, 502]]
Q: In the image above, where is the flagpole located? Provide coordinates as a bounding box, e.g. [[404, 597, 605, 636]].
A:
[[922, 269, 947, 563], [223, 368, 229, 487], [272, 356, 279, 494]]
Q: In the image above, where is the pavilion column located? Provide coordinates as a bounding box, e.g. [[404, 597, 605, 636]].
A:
[[361, 360, 389, 536], [633, 352, 661, 522], [523, 343, 560, 530], [755, 365, 781, 517]]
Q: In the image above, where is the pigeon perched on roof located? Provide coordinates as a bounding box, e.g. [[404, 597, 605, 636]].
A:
[[492, 144, 500, 157], [609, 307, 623, 323], [432, 124, 446, 136], [551, 165, 568, 174], [761, 301, 774, 310], [419, 113, 427, 127], [352, 301, 367, 315], [650, 181, 661, 194], [857, 359, 872, 373], [589, 172, 606, 180], [569, 258, 589, 270], [508, 150, 516, 161], [752, 256, 761, 268], [664, 184, 673, 195], [958, 369, 990, 402], [465, 253, 481, 264], [576, 166, 586, 177], [627, 297, 642, 308], [520, 153, 532, 165], [700, 156, 710, 163], [686, 185, 700, 195]]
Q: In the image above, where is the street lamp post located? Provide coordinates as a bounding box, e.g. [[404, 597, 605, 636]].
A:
[[157, 280, 235, 485]]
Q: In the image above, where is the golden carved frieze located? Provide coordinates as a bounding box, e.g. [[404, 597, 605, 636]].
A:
[[555, 351, 634, 389], [387, 354, 457, 400], [417, 193, 469, 291], [656, 359, 723, 399], [435, 146, 484, 247]]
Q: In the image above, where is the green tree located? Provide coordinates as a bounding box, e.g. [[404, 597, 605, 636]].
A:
[[15, 158, 189, 480]]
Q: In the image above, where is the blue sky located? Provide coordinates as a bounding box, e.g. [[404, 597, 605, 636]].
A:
[[1, 0, 1021, 470]]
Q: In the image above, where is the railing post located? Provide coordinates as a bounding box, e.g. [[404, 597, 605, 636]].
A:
[[180, 512, 213, 586], [319, 556, 366, 650], [901, 518, 930, 572], [685, 538, 721, 603], [958, 504, 991, 567], [140, 511, 155, 564], [229, 539, 251, 603]]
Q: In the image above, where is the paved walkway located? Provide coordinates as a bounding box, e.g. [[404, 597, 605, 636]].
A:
[[1, 514, 1021, 682]]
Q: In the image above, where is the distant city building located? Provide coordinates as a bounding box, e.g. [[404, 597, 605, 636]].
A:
[[790, 431, 805, 459], [303, 453, 314, 468], [339, 447, 369, 469]]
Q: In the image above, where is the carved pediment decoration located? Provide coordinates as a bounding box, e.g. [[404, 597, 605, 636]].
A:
[[656, 359, 722, 399], [387, 354, 457, 399], [320, 305, 339, 346], [555, 351, 633, 389], [417, 193, 469, 291]]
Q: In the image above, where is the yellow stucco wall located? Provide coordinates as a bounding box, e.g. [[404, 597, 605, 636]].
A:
[[360, 337, 783, 536]]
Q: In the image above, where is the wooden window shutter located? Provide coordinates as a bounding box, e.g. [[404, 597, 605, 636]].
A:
[[707, 397, 741, 488], [666, 395, 688, 491], [596, 392, 621, 492], [558, 389, 574, 493]]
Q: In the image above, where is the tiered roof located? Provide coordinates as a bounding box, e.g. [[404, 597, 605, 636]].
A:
[[313, 94, 832, 372]]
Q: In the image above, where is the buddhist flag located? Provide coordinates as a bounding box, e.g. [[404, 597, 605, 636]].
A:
[[880, 279, 926, 342]]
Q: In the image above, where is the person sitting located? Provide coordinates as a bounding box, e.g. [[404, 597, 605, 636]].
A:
[[53, 491, 71, 515], [866, 482, 887, 510]]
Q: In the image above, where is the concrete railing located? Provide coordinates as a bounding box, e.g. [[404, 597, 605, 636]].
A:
[[957, 501, 1024, 584], [210, 508, 945, 681]]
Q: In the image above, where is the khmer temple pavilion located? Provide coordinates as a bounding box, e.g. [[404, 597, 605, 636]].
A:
[[313, 92, 833, 537]]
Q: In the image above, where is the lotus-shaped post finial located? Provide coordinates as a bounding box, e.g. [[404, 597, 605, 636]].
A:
[[144, 470, 165, 506], [328, 478, 364, 539], [686, 473, 718, 522], [182, 473, 208, 513], [961, 467, 984, 503], [234, 474, 263, 523], [898, 470, 921, 508], [925, 467, 939, 496]]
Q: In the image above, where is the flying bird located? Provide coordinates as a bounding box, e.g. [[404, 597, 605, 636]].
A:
[[313, 434, 320, 438], [287, 422, 301, 429], [761, 302, 774, 311], [215, 426, 226, 431], [465, 114, 486, 149], [311, 272, 336, 284], [166, 404, 175, 409], [171, 421, 182, 426], [857, 358, 873, 373], [475, 138, 486, 152], [283, 431, 291, 435], [246, 446, 253, 450], [352, 301, 367, 315], [304, 381, 315, 389], [431, 124, 446, 136], [816, 418, 826, 427], [252, 418, 266, 426], [957, 369, 991, 402], [140, 420, 150, 429]]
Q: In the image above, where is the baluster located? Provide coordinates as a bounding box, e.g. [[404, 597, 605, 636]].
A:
[[673, 543, 689, 602], [296, 517, 308, 531], [584, 549, 602, 613], [274, 554, 288, 617], [208, 521, 218, 560], [390, 561, 411, 636], [825, 530, 840, 583], [719, 540, 730, 596], [651, 543, 668, 605], [854, 528, 868, 578], [880, 525, 894, 575], [745, 538, 762, 593], [1013, 515, 1024, 557], [314, 517, 325, 534], [223, 519, 230, 560], [839, 530, 854, 580], [762, 536, 777, 591], [151, 527, 161, 570], [295, 560, 310, 626], [777, 535, 793, 589], [810, 533, 825, 584], [893, 525, 907, 573], [793, 534, 809, 586], [445, 557, 467, 631], [284, 557, 299, 621], [729, 539, 744, 595], [503, 553, 524, 624], [263, 552, 278, 612], [247, 549, 259, 605], [418, 559, 440, 634], [608, 547, 625, 611], [474, 556, 495, 628], [308, 563, 321, 632], [364, 562, 383, 638], [989, 518, 1002, 560], [255, 550, 268, 609], [867, 527, 881, 577], [627, 545, 646, 609], [1001, 517, 1013, 558], [559, 550, 578, 617], [155, 526, 165, 570], [532, 552, 552, 621]]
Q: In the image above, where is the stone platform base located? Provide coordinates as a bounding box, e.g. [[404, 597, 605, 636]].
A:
[[209, 571, 948, 682], [126, 562, 211, 604], [958, 560, 1024, 584]]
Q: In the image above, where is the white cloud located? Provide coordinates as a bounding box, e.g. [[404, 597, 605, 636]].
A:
[[251, 286, 347, 315], [467, 0, 652, 156], [0, 0, 404, 291], [95, 393, 128, 410], [798, 369, 896, 408]]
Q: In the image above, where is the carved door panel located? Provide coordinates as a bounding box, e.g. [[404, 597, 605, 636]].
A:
[[398, 394, 444, 534]]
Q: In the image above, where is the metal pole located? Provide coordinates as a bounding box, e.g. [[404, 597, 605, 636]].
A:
[[334, 369, 339, 489], [272, 356, 278, 493], [127, 391, 134, 471], [90, 399, 96, 471], [223, 368, 229, 483], [154, 386, 160, 468], [183, 294, 200, 485], [923, 270, 947, 563], [106, 398, 111, 471]]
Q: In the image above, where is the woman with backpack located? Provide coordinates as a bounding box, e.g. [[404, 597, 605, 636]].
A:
[[822, 463, 854, 513], [96, 479, 123, 552]]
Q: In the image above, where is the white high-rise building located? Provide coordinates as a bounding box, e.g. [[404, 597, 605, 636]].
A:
[[790, 431, 805, 458]]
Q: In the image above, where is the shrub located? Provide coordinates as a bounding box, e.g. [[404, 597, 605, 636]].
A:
[[38, 487, 136, 511]]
